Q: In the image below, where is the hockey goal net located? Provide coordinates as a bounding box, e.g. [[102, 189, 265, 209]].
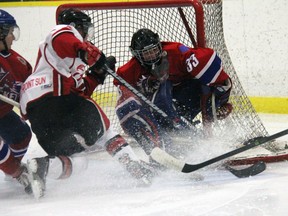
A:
[[56, 0, 268, 144]]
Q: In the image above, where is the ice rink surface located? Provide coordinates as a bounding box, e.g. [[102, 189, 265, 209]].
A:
[[1, 113, 288, 216]]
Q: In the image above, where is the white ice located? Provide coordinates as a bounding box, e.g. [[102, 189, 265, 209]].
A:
[[1, 113, 288, 216]]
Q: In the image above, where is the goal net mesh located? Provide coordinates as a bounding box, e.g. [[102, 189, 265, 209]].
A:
[[56, 0, 268, 143]]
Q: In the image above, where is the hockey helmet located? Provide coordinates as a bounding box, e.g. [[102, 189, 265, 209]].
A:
[[130, 28, 162, 66], [0, 9, 20, 41], [58, 8, 94, 40]]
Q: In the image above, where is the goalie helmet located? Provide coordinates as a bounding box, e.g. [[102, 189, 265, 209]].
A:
[[130, 28, 162, 67], [0, 9, 20, 41], [58, 8, 94, 41]]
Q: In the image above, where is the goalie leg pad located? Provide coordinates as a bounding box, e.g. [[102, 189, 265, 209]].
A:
[[115, 97, 142, 124], [121, 110, 171, 155]]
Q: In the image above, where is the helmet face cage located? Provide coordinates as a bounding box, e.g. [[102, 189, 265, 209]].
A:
[[130, 28, 163, 66], [85, 23, 94, 41], [131, 42, 162, 66], [71, 21, 94, 41]]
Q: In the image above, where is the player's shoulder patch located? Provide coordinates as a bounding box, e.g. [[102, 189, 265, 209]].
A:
[[178, 44, 190, 53]]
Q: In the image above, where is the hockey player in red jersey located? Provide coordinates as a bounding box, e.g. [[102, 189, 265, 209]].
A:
[[0, 10, 38, 195], [20, 9, 155, 198], [114, 28, 232, 164]]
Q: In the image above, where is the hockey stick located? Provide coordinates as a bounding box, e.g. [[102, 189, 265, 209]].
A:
[[151, 129, 288, 177], [225, 161, 266, 178], [105, 65, 168, 119], [0, 94, 20, 108]]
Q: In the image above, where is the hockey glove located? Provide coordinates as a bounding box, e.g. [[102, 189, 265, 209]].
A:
[[77, 41, 110, 84], [106, 55, 117, 72], [213, 78, 232, 107], [89, 55, 117, 84], [77, 41, 106, 70], [137, 75, 160, 95]]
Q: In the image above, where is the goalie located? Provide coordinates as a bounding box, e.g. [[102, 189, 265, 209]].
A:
[[113, 28, 233, 165]]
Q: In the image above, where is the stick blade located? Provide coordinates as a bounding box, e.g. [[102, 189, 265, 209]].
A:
[[226, 161, 266, 178]]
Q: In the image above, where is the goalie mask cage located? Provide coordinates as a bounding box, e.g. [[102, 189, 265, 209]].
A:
[[56, 0, 268, 144]]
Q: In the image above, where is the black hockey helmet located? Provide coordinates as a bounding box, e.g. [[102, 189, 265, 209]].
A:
[[58, 8, 94, 40], [0, 9, 20, 41], [130, 28, 162, 66]]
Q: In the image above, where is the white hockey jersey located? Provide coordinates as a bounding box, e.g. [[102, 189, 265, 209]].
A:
[[20, 25, 87, 115]]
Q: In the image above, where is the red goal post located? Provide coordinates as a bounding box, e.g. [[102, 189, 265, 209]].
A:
[[56, 0, 269, 145]]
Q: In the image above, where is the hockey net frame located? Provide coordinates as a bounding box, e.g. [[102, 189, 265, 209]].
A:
[[56, 0, 271, 147]]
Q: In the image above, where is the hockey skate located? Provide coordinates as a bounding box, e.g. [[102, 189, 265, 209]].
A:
[[27, 156, 49, 198], [118, 153, 156, 185], [16, 163, 44, 199]]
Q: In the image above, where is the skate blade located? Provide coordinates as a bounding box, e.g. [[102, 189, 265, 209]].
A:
[[27, 159, 38, 173], [30, 179, 44, 199], [27, 160, 45, 199]]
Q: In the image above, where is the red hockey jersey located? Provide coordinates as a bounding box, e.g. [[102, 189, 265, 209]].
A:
[[114, 42, 230, 106], [0, 50, 32, 118], [115, 42, 229, 88]]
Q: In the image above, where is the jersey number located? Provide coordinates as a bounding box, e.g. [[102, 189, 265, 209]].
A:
[[186, 54, 199, 72]]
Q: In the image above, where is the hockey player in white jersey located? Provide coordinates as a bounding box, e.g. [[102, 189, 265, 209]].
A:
[[20, 8, 155, 198]]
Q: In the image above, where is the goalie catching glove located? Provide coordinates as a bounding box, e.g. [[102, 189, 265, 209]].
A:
[[77, 41, 117, 84]]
